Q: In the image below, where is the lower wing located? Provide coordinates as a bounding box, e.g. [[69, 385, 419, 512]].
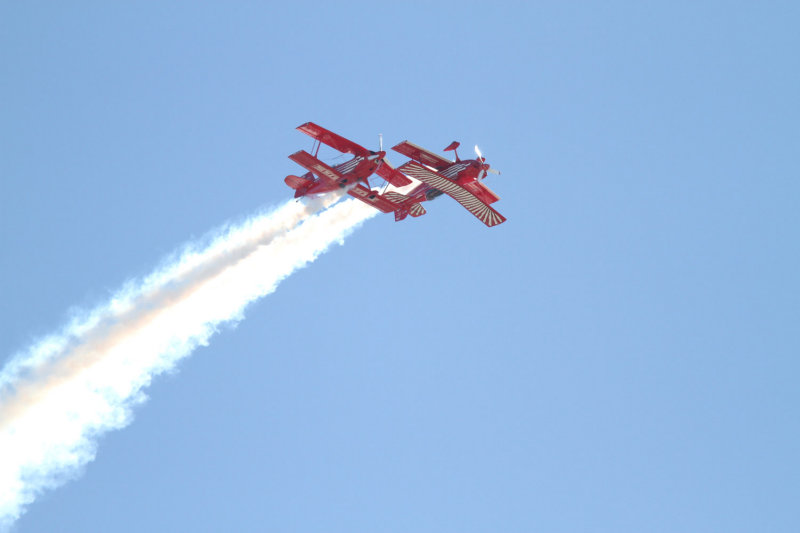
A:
[[288, 150, 345, 186], [398, 162, 506, 227]]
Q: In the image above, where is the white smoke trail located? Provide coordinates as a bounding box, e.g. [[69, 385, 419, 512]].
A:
[[0, 195, 377, 529]]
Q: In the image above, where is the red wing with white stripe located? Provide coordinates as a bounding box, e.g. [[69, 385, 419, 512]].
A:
[[288, 150, 345, 185], [392, 140, 453, 170], [398, 161, 506, 227]]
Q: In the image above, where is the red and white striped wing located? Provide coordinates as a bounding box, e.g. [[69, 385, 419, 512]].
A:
[[384, 192, 426, 217], [399, 162, 506, 227]]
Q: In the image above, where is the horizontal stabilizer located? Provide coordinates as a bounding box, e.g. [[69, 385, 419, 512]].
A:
[[384, 192, 424, 214], [409, 203, 426, 217], [349, 186, 427, 222], [384, 191, 426, 219], [285, 175, 314, 190]]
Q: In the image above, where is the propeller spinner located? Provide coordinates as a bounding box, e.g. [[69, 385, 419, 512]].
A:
[[474, 144, 501, 178]]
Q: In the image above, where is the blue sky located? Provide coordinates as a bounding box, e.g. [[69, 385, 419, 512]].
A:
[[2, 2, 799, 531]]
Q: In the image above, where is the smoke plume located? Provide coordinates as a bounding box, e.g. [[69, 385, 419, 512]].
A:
[[0, 195, 377, 529]]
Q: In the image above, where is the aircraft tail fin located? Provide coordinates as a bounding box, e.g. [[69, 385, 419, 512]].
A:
[[384, 192, 426, 221], [284, 175, 314, 197]]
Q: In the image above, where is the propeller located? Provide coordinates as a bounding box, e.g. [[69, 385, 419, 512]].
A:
[[474, 144, 501, 178], [376, 133, 394, 194], [367, 134, 387, 162]]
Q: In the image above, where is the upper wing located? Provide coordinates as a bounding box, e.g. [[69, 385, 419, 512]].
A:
[[288, 150, 345, 185], [297, 122, 369, 157], [375, 159, 412, 187], [398, 161, 506, 227], [392, 140, 453, 170]]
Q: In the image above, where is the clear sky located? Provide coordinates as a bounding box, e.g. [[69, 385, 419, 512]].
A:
[[2, 1, 799, 532]]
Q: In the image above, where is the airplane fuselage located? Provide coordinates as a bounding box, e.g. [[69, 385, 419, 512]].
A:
[[301, 153, 384, 196], [406, 159, 484, 203]]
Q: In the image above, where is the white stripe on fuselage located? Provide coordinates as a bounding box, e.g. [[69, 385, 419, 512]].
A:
[[334, 156, 364, 175], [440, 163, 468, 178]]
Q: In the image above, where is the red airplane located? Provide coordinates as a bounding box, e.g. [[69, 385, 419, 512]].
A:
[[284, 122, 412, 203], [387, 140, 506, 227]]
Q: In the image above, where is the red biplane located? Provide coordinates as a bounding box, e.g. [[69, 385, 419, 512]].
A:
[[388, 140, 506, 227], [284, 122, 412, 207]]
